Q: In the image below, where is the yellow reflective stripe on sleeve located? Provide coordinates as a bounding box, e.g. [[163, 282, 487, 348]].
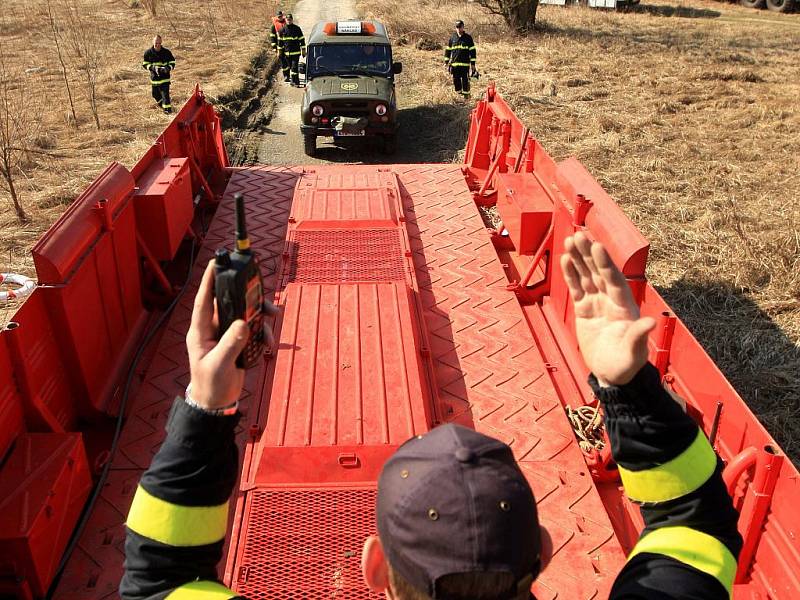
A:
[[629, 526, 736, 595], [150, 79, 172, 85], [166, 580, 237, 599], [618, 429, 717, 503], [127, 485, 228, 547]]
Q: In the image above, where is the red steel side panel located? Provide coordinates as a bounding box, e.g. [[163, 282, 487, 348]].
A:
[[2, 293, 77, 431], [32, 163, 134, 285], [0, 337, 24, 459], [0, 433, 91, 598], [134, 157, 194, 262]]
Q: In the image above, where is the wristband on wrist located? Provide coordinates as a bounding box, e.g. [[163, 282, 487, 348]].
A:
[[184, 383, 239, 416]]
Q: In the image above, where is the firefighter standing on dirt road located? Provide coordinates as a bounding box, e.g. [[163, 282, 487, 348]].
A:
[[142, 35, 176, 114], [270, 10, 290, 83], [279, 14, 306, 87], [444, 20, 477, 99]]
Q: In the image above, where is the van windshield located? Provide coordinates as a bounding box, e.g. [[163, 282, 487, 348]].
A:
[[307, 44, 392, 78]]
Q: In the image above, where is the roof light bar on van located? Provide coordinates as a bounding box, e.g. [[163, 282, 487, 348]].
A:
[[337, 20, 362, 34], [323, 21, 378, 35]]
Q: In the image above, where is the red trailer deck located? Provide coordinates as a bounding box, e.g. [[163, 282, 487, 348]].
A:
[[1, 86, 799, 599]]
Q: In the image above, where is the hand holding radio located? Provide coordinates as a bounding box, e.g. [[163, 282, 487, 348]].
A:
[[185, 261, 251, 411], [186, 193, 277, 411], [214, 193, 275, 369]]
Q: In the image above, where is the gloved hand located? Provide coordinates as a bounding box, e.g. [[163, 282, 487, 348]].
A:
[[301, 48, 307, 58], [470, 66, 478, 77], [446, 64, 452, 74]]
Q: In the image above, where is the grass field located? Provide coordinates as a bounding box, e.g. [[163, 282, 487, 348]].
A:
[[359, 0, 800, 459], [0, 0, 278, 300]]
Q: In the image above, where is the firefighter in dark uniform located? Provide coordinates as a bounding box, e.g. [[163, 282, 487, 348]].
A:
[[278, 14, 306, 87], [269, 10, 290, 83], [444, 20, 477, 99], [142, 35, 176, 114], [120, 234, 742, 600]]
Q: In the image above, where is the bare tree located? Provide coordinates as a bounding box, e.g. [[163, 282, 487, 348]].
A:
[[45, 0, 78, 127], [161, 1, 183, 49], [60, 0, 103, 129], [0, 45, 41, 224], [201, 1, 220, 49], [475, 0, 539, 34]]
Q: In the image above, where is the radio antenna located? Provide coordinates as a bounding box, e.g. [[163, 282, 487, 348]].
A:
[[234, 192, 251, 252]]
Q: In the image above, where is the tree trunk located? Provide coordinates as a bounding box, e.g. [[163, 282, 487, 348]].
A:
[[506, 0, 539, 33], [3, 168, 28, 223], [476, 0, 540, 34]]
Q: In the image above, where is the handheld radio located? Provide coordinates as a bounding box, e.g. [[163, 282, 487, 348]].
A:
[[214, 192, 266, 369]]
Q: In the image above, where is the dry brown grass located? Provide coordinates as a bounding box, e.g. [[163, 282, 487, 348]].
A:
[[360, 0, 800, 458], [0, 0, 279, 290]]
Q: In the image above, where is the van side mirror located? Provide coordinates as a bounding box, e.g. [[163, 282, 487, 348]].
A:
[[392, 62, 403, 75]]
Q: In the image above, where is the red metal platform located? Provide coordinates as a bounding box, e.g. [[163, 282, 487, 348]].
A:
[[3, 87, 798, 599], [51, 164, 624, 598]]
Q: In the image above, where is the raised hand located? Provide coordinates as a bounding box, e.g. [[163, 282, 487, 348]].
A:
[[559, 232, 656, 387]]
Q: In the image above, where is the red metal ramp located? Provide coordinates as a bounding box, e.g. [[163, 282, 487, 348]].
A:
[[224, 165, 625, 599], [52, 163, 624, 599]]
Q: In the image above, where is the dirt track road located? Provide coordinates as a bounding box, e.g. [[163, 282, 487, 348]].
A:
[[250, 0, 473, 166], [257, 0, 372, 165]]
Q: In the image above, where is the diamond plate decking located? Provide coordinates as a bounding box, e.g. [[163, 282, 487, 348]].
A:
[[55, 165, 625, 599]]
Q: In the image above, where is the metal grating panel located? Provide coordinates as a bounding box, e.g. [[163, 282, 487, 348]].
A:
[[287, 229, 407, 283], [234, 488, 380, 599]]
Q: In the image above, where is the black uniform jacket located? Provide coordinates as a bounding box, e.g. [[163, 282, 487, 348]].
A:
[[120, 362, 742, 599], [444, 33, 477, 68], [142, 47, 176, 84], [278, 23, 305, 57], [269, 20, 286, 50]]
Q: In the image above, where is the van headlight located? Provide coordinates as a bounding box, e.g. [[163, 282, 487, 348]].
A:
[[375, 104, 387, 116], [312, 105, 324, 116]]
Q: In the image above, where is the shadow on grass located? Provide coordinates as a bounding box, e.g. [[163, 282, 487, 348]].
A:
[[656, 278, 800, 464], [310, 102, 473, 165], [621, 3, 721, 18]]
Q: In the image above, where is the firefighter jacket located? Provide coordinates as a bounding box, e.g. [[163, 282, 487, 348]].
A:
[[120, 362, 741, 599], [142, 46, 176, 85], [269, 17, 286, 51], [278, 23, 305, 57], [444, 32, 476, 68]]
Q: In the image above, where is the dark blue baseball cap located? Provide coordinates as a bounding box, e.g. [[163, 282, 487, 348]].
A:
[[377, 424, 541, 599]]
